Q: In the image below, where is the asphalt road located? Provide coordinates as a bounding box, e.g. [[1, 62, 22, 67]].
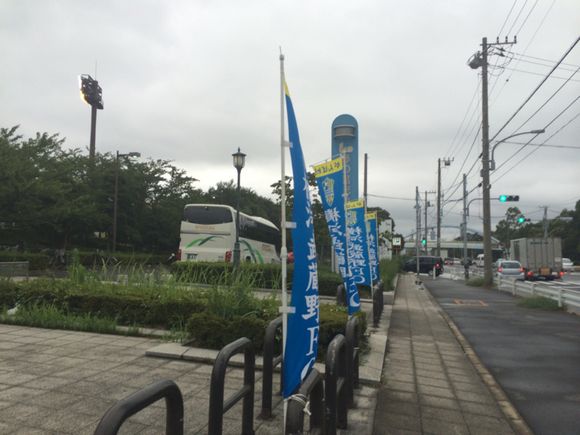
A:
[[423, 277, 580, 435]]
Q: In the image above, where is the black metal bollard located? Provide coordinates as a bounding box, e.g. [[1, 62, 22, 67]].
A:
[[345, 316, 360, 408], [336, 284, 346, 306], [325, 334, 348, 434], [286, 368, 324, 434], [93, 380, 184, 435], [260, 316, 283, 419], [208, 337, 255, 435]]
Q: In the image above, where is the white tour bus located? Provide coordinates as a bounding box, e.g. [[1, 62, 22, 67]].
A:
[[178, 204, 281, 264]]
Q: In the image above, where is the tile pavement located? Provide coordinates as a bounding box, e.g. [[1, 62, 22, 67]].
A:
[[373, 274, 517, 435]]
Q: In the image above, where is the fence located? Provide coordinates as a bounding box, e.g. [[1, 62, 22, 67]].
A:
[[259, 316, 283, 419], [208, 337, 255, 435], [93, 380, 184, 435]]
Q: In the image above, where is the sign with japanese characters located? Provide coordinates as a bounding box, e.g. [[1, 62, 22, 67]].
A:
[[314, 157, 360, 315], [366, 212, 380, 284], [347, 200, 372, 287], [283, 83, 319, 398]]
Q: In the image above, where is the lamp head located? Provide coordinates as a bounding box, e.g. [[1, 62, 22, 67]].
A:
[[232, 147, 246, 171]]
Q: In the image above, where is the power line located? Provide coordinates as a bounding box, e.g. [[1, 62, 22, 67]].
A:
[[503, 140, 580, 150], [510, 51, 580, 69], [367, 193, 415, 201], [514, 0, 539, 36], [498, 66, 580, 82], [508, 55, 580, 73], [492, 110, 580, 184], [490, 36, 580, 143], [510, 65, 580, 132], [498, 0, 519, 37]]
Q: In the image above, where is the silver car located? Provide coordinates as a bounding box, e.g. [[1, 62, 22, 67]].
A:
[[496, 260, 524, 280]]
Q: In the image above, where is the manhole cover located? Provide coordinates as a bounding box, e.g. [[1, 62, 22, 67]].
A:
[[453, 299, 487, 306]]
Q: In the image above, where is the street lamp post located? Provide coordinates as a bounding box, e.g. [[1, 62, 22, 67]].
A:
[[232, 148, 246, 268], [490, 129, 545, 170], [113, 151, 141, 252]]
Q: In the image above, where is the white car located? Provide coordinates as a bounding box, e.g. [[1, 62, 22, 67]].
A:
[[562, 258, 574, 272]]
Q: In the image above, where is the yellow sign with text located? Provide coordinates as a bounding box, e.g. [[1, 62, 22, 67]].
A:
[[313, 157, 343, 177], [347, 199, 364, 209]]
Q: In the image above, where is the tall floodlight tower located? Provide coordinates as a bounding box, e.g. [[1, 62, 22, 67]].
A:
[[331, 115, 359, 201]]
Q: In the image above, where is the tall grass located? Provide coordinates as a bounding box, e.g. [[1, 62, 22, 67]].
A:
[[379, 257, 403, 290], [1, 304, 120, 334]]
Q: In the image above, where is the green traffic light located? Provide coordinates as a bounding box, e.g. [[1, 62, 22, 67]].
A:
[[499, 195, 507, 202], [517, 216, 525, 224], [421, 239, 426, 246]]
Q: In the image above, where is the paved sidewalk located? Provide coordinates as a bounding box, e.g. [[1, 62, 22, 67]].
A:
[[373, 274, 517, 435]]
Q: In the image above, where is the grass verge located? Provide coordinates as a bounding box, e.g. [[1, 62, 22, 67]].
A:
[[466, 277, 485, 287], [517, 296, 562, 311]]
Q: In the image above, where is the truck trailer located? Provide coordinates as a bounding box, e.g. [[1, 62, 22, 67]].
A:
[[510, 237, 564, 280]]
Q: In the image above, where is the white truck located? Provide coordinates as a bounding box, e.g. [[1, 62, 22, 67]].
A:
[[510, 237, 563, 280]]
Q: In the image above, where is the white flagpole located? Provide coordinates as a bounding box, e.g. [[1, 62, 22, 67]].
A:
[[279, 49, 288, 431]]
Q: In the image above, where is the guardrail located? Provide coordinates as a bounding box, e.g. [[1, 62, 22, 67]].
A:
[[445, 266, 580, 310], [0, 261, 29, 278], [325, 334, 348, 434], [208, 337, 255, 435], [93, 380, 184, 435], [286, 368, 324, 434], [496, 276, 580, 309], [259, 316, 283, 419]]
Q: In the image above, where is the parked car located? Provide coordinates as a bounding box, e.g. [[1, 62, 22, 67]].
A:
[[403, 256, 444, 276], [496, 260, 524, 280], [444, 257, 461, 265], [562, 258, 574, 272]]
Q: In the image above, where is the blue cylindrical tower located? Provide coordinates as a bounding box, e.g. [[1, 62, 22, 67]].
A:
[[331, 114, 359, 201]]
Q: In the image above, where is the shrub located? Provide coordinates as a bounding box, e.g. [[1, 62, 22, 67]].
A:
[[186, 302, 367, 358], [0, 251, 50, 271], [380, 257, 403, 290], [466, 277, 485, 287], [0, 278, 206, 329]]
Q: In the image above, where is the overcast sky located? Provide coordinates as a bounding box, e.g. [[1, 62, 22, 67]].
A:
[[1, 0, 579, 238]]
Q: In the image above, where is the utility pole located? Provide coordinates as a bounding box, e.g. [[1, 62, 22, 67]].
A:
[[462, 174, 469, 280], [415, 186, 421, 281], [542, 205, 549, 239], [436, 158, 452, 256], [424, 190, 436, 254], [469, 35, 516, 287]]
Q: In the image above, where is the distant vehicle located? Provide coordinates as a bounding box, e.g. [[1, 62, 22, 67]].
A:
[[496, 260, 524, 280], [562, 258, 574, 272], [510, 238, 563, 280], [444, 258, 461, 265], [403, 256, 444, 276], [178, 204, 280, 264]]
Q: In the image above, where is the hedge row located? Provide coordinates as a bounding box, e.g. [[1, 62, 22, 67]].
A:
[[171, 261, 344, 296], [0, 279, 205, 328], [186, 304, 367, 357], [0, 251, 169, 271]]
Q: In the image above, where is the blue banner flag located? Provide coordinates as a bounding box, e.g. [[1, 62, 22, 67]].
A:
[[366, 212, 380, 283], [314, 158, 360, 315], [283, 82, 319, 398], [347, 200, 372, 287]]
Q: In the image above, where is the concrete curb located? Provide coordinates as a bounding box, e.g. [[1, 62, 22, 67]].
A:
[[421, 280, 534, 435]]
